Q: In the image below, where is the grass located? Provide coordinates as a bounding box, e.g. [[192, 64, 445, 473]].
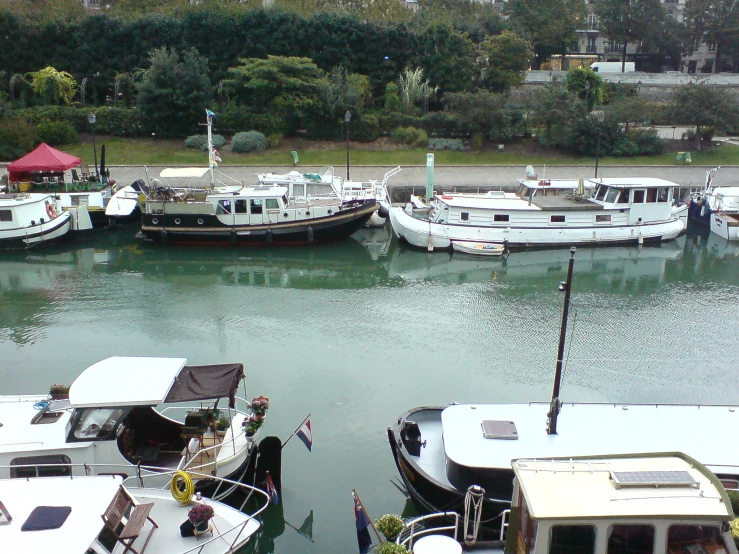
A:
[[61, 136, 739, 167]]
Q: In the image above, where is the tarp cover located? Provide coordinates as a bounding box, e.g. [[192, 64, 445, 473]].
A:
[[164, 363, 244, 408], [7, 143, 81, 178]]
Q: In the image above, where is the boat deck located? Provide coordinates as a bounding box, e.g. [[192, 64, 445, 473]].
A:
[[530, 195, 603, 211]]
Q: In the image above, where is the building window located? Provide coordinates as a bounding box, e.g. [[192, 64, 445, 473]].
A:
[[461, 212, 469, 222], [596, 214, 612, 223], [494, 214, 510, 222], [708, 42, 717, 51], [11, 455, 72, 478], [0, 210, 12, 222], [587, 36, 597, 53], [606, 39, 622, 54], [550, 215, 566, 223], [588, 14, 598, 29]]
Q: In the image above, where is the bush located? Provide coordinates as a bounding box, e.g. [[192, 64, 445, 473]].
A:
[[185, 134, 226, 150], [377, 543, 409, 554], [428, 138, 469, 151], [351, 114, 381, 142], [377, 113, 422, 135], [267, 133, 282, 148], [391, 126, 428, 148], [12, 106, 144, 136], [0, 116, 39, 160], [376, 514, 404, 541], [421, 111, 467, 138], [471, 132, 484, 150], [217, 107, 290, 137], [231, 131, 267, 154], [623, 128, 665, 156], [36, 121, 77, 146]]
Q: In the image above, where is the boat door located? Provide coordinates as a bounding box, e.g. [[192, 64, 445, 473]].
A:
[[249, 199, 264, 225], [628, 188, 647, 225], [264, 198, 281, 224]]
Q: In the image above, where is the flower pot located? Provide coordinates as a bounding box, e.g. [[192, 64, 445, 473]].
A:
[[50, 393, 69, 400], [194, 519, 210, 533]]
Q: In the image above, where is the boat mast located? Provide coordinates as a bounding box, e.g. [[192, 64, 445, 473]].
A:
[[547, 246, 576, 435], [206, 109, 215, 189]]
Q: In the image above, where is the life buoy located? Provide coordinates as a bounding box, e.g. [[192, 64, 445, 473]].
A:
[[441, 195, 453, 200], [46, 202, 56, 219]]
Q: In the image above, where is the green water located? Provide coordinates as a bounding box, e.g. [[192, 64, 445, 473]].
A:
[[2, 226, 739, 553]]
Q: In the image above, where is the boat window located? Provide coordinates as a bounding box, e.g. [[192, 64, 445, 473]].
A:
[[461, 212, 469, 222], [646, 188, 657, 202], [667, 525, 728, 554], [595, 186, 608, 201], [71, 408, 127, 441], [216, 199, 232, 215], [282, 194, 289, 205], [549, 525, 596, 554], [607, 524, 654, 554], [265, 198, 279, 210], [617, 191, 629, 204], [605, 188, 620, 203], [719, 477, 739, 491], [551, 215, 566, 223], [494, 214, 510, 222], [10, 454, 71, 478], [0, 209, 12, 222], [235, 199, 247, 214], [632, 190, 645, 203], [250, 199, 263, 215], [596, 214, 612, 223], [657, 187, 669, 202], [293, 183, 306, 198]]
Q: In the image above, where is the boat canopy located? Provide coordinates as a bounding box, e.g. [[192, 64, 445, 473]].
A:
[[160, 168, 210, 178], [69, 357, 244, 408]]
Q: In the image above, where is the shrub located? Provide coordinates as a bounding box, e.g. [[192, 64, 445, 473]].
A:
[[624, 128, 665, 156], [421, 111, 466, 138], [701, 126, 717, 141], [217, 107, 290, 137], [184, 134, 226, 150], [728, 490, 739, 514], [351, 114, 381, 142], [36, 121, 77, 146], [377, 113, 422, 135], [0, 115, 38, 160], [267, 133, 282, 148], [377, 543, 409, 554], [231, 131, 267, 154], [376, 514, 404, 541], [384, 82, 401, 113], [428, 138, 469, 151], [391, 126, 428, 148], [471, 132, 484, 150]]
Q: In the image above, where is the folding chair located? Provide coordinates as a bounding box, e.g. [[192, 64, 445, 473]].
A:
[[101, 486, 158, 554]]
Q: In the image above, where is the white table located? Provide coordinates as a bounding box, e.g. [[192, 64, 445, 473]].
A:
[[412, 534, 463, 554]]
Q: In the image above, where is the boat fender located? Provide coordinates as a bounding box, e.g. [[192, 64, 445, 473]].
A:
[[46, 202, 56, 219], [265, 228, 273, 244], [307, 225, 314, 243], [160, 229, 168, 244], [230, 230, 237, 244], [701, 204, 708, 217], [377, 205, 389, 219]]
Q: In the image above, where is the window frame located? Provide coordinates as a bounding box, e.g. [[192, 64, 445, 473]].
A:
[[595, 214, 612, 223], [494, 214, 510, 222], [460, 212, 470, 222], [0, 209, 12, 222], [548, 524, 597, 554], [550, 215, 566, 224], [11, 454, 72, 478]]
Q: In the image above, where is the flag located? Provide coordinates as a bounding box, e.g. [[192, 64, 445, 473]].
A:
[[266, 472, 279, 506], [206, 109, 216, 118], [297, 510, 313, 541], [353, 492, 372, 554], [210, 149, 222, 163], [296, 419, 313, 452]]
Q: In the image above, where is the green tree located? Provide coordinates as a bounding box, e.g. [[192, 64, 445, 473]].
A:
[[26, 67, 78, 106], [415, 23, 474, 94], [398, 67, 437, 115], [595, 0, 667, 72], [565, 68, 604, 111], [444, 91, 511, 139], [136, 47, 213, 137], [527, 79, 586, 148], [318, 65, 372, 117], [384, 82, 401, 113], [476, 31, 533, 93], [682, 0, 739, 73], [666, 82, 739, 150], [225, 56, 324, 115], [416, 0, 504, 40], [505, 0, 586, 70]]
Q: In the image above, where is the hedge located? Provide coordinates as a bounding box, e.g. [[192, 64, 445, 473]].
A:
[[215, 107, 290, 137], [11, 106, 145, 136]]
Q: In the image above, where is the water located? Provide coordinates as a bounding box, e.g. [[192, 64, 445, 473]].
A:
[[2, 226, 739, 553]]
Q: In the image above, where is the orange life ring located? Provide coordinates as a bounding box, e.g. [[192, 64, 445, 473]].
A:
[[441, 195, 453, 200], [46, 202, 56, 219]]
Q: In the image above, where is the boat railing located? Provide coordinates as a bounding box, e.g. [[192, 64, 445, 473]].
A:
[[395, 511, 460, 550]]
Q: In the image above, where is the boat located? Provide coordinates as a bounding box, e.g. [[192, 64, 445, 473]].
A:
[[393, 452, 739, 554], [139, 112, 379, 246], [0, 356, 266, 500], [0, 192, 71, 250], [0, 462, 270, 554], [451, 240, 506, 256], [106, 178, 148, 226], [389, 177, 687, 250], [387, 248, 739, 540], [689, 167, 739, 240]]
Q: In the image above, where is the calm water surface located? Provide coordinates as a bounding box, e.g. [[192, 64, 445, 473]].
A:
[[2, 226, 739, 553]]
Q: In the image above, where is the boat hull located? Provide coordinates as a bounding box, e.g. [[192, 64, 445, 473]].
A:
[[0, 212, 72, 250], [140, 202, 378, 245], [390, 206, 684, 250], [710, 213, 739, 241]]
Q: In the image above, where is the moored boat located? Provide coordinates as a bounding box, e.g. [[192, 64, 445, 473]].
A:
[[106, 179, 148, 226], [451, 240, 506, 256], [0, 192, 71, 250], [689, 168, 739, 240]]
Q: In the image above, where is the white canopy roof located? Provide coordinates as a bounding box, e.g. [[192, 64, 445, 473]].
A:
[[160, 168, 210, 178], [69, 357, 187, 408], [587, 177, 679, 188]]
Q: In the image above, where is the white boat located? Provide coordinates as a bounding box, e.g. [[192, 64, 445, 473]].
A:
[[106, 179, 148, 225], [451, 240, 506, 256], [394, 452, 739, 554], [689, 167, 739, 240], [0, 192, 71, 250], [390, 177, 686, 250], [0, 463, 269, 554], [0, 357, 264, 500]]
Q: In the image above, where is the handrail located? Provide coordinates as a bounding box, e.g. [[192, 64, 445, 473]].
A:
[[396, 512, 460, 550]]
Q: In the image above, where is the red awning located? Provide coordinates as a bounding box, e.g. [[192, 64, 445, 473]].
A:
[[7, 143, 81, 178]]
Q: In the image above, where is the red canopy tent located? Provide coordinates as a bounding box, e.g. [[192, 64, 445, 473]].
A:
[[7, 143, 81, 182]]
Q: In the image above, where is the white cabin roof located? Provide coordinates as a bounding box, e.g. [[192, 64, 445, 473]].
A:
[[516, 179, 584, 190], [1, 475, 121, 553], [588, 177, 679, 188], [513, 454, 731, 520], [160, 168, 210, 178], [69, 357, 187, 407], [0, 193, 53, 207], [239, 185, 288, 197]]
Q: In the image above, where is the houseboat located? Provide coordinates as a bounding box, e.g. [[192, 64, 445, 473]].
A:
[[0, 192, 71, 249]]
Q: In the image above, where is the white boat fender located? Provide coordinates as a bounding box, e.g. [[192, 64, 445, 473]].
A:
[[638, 233, 644, 245], [307, 225, 314, 243]]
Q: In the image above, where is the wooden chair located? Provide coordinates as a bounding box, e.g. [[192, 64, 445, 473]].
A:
[[101, 486, 158, 554], [80, 164, 91, 181]]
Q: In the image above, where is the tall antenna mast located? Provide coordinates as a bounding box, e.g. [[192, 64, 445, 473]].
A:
[[206, 109, 215, 189]]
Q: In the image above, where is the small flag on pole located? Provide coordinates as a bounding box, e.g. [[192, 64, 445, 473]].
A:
[[206, 109, 216, 118], [296, 419, 313, 452], [266, 472, 279, 505], [297, 510, 314, 541], [353, 491, 372, 554], [210, 149, 222, 163]]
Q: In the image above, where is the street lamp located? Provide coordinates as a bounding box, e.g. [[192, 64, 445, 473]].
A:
[[87, 112, 99, 179], [593, 110, 605, 179], [344, 110, 351, 180]]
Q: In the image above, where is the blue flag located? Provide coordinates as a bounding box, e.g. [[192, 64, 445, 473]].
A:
[[205, 109, 216, 118], [353, 492, 372, 554]]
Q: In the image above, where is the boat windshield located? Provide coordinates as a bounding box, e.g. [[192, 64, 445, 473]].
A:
[[604, 187, 621, 203], [595, 185, 608, 201], [68, 407, 129, 442]]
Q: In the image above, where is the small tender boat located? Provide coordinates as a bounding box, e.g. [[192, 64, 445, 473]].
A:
[[690, 168, 739, 240], [451, 240, 506, 256], [106, 179, 148, 226], [0, 463, 269, 554], [0, 192, 71, 250], [394, 452, 739, 554]]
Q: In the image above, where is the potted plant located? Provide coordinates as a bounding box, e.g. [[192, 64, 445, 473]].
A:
[[377, 543, 409, 554], [243, 415, 263, 438], [376, 514, 404, 542], [187, 503, 215, 533], [49, 384, 70, 400], [251, 395, 269, 417], [216, 415, 230, 434]]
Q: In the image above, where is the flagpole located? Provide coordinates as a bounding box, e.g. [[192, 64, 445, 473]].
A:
[[352, 489, 384, 544], [281, 413, 311, 449]]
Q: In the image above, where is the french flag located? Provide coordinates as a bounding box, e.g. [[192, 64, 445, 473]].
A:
[[296, 419, 313, 452]]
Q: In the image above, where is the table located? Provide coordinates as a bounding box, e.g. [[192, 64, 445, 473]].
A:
[[412, 534, 463, 554]]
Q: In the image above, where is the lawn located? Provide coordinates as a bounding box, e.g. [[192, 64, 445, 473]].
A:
[[61, 135, 739, 167]]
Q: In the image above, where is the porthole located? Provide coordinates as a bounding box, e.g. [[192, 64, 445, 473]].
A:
[[197, 218, 204, 225], [306, 211, 310, 216], [284, 213, 289, 218], [174, 218, 181, 225], [152, 217, 159, 225], [328, 209, 333, 215]]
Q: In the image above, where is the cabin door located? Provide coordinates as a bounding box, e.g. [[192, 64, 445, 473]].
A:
[[249, 199, 264, 225]]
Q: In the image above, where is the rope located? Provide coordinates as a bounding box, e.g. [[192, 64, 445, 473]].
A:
[[463, 485, 485, 545], [170, 470, 194, 504]]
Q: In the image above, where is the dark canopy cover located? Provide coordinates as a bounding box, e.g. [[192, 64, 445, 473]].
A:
[[165, 363, 244, 408]]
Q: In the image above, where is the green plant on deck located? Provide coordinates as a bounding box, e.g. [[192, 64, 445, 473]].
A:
[[49, 384, 70, 395], [377, 542, 409, 554], [376, 513, 404, 541], [216, 416, 230, 431]]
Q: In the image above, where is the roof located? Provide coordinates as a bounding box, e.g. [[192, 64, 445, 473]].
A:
[[513, 453, 732, 520], [6, 143, 81, 174], [516, 179, 585, 190], [0, 193, 54, 206], [587, 177, 680, 188], [69, 357, 187, 407], [160, 168, 210, 178], [1, 475, 121, 553]]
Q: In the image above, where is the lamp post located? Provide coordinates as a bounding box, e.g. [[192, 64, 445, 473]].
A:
[[344, 110, 351, 180], [593, 110, 605, 179], [87, 112, 99, 179]]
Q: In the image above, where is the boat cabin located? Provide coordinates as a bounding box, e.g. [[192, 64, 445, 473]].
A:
[[516, 179, 587, 199], [505, 453, 738, 554]]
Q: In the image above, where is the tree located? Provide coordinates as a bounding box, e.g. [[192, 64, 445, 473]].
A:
[[505, 0, 586, 70], [225, 56, 324, 115], [318, 65, 372, 117], [398, 67, 437, 115], [415, 23, 474, 94], [26, 67, 78, 105], [527, 79, 587, 148], [682, 0, 739, 73], [565, 68, 604, 110], [416, 0, 505, 40], [595, 0, 667, 72], [476, 31, 533, 93], [384, 82, 401, 113], [666, 82, 739, 150], [136, 47, 213, 137], [444, 91, 511, 139]]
